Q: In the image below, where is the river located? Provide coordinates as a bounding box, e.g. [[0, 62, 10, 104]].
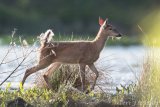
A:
[[0, 45, 146, 92]]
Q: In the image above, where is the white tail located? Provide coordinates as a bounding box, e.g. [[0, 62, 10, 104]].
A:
[[21, 17, 122, 92], [39, 29, 54, 45]]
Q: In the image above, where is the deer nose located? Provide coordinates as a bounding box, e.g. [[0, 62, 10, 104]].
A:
[[117, 34, 122, 37], [116, 34, 122, 40]]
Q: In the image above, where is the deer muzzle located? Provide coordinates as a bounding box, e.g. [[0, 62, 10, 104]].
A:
[[116, 34, 122, 40]]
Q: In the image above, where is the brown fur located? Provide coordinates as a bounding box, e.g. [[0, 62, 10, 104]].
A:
[[21, 18, 121, 91]]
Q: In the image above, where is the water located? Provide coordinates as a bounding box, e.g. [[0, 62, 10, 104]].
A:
[[96, 46, 146, 92], [0, 46, 146, 92]]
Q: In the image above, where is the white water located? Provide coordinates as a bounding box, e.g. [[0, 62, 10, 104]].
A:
[[0, 46, 146, 92]]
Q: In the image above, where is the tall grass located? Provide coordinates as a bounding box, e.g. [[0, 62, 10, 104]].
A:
[[0, 34, 142, 46], [135, 49, 160, 106], [35, 64, 93, 92], [135, 10, 160, 106]]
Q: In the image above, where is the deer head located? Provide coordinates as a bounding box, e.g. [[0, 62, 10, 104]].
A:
[[99, 17, 122, 40]]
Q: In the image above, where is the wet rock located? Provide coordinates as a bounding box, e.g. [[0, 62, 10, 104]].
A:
[[7, 97, 33, 107]]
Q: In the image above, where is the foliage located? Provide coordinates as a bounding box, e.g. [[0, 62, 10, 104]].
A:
[[140, 10, 160, 47], [134, 17, 160, 106], [135, 49, 160, 106], [0, 34, 142, 46], [109, 83, 137, 106], [0, 82, 113, 107], [0, 0, 158, 35], [0, 83, 54, 106], [36, 64, 94, 93]]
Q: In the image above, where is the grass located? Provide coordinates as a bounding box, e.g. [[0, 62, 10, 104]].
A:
[[0, 64, 137, 107], [0, 81, 136, 107], [0, 34, 142, 46], [134, 48, 160, 106], [0, 35, 36, 45], [134, 12, 160, 106], [35, 64, 92, 91], [0, 85, 53, 106], [0, 83, 114, 107]]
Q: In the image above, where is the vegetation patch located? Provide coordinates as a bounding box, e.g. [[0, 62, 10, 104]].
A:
[[0, 34, 142, 46]]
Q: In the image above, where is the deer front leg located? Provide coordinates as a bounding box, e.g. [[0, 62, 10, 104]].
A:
[[43, 63, 61, 89], [79, 64, 86, 91], [88, 64, 99, 91], [22, 63, 49, 86]]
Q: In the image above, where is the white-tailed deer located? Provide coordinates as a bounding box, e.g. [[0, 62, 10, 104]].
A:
[[21, 17, 122, 92]]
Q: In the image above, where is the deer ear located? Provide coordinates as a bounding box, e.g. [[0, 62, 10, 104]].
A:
[[99, 17, 104, 26], [103, 18, 108, 26], [105, 18, 108, 24]]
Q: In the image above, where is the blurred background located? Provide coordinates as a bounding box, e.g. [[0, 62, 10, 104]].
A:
[[0, 0, 159, 38], [0, 0, 160, 91]]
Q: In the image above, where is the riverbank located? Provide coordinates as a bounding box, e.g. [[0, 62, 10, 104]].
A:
[[0, 35, 142, 46]]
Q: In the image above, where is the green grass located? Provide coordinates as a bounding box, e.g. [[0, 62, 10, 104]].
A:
[[0, 83, 138, 107], [0, 35, 142, 46], [134, 18, 160, 106], [0, 35, 36, 45], [0, 64, 137, 107], [134, 49, 160, 106], [0, 83, 112, 107], [0, 85, 53, 106], [0, 64, 138, 107]]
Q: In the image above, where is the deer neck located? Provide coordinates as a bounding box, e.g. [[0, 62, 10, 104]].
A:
[[93, 29, 109, 53]]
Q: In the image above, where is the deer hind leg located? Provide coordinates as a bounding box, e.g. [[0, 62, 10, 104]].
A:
[[79, 64, 86, 91], [88, 64, 99, 91], [43, 63, 61, 89]]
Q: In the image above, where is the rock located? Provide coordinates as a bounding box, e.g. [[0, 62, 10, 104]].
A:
[[7, 97, 33, 107]]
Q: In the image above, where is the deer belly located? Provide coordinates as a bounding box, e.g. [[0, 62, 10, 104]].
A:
[[78, 55, 99, 64], [55, 52, 99, 64], [55, 55, 82, 64]]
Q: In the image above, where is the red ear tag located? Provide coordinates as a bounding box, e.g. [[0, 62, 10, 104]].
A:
[[99, 17, 104, 26]]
